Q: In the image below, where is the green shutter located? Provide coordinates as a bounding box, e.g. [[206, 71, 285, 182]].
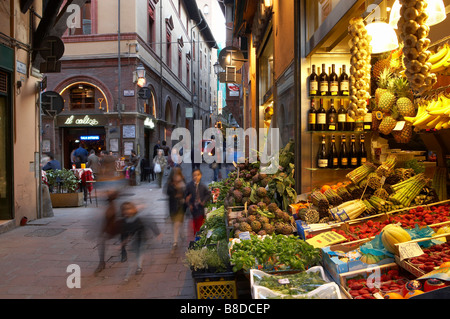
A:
[[0, 44, 14, 72]]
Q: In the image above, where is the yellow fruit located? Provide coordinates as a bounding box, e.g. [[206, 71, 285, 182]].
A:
[[439, 262, 450, 268], [428, 45, 449, 64], [433, 226, 450, 242], [384, 292, 404, 299], [381, 224, 412, 254], [404, 290, 424, 299]]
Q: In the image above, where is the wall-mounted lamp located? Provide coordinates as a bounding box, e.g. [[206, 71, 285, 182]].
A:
[[135, 63, 146, 87]]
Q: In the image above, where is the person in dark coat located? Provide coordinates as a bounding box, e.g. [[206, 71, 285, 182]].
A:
[[42, 153, 61, 171], [184, 169, 211, 237]]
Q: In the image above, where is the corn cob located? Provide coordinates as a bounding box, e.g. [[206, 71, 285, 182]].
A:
[[346, 162, 377, 184]]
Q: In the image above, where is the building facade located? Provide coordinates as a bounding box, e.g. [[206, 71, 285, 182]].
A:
[[44, 0, 219, 168], [0, 0, 45, 227]]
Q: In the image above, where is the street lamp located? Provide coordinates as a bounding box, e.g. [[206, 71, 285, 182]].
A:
[[136, 63, 146, 87], [213, 61, 222, 75]]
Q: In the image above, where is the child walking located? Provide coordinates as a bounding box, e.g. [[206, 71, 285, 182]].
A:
[[120, 201, 161, 280], [184, 169, 211, 237]]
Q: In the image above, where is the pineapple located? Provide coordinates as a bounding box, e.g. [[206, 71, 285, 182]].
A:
[[379, 115, 397, 135], [378, 90, 397, 113], [392, 122, 413, 144], [375, 68, 394, 107], [392, 77, 415, 117]]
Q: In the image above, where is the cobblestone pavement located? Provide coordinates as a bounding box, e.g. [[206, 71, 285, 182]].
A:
[[0, 163, 220, 299]]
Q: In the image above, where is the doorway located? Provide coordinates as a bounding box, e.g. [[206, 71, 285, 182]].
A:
[[0, 93, 13, 219], [62, 127, 106, 168]]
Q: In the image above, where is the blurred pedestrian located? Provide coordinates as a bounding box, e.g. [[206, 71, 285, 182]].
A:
[[153, 140, 161, 159], [73, 142, 89, 164], [166, 167, 186, 253], [86, 149, 100, 178], [185, 169, 211, 237], [120, 201, 161, 280], [153, 149, 168, 188], [95, 189, 122, 274]]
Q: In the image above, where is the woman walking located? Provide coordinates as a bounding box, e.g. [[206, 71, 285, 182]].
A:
[[166, 167, 186, 254], [153, 149, 168, 188]]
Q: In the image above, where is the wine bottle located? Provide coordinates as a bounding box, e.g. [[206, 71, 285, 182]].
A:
[[363, 100, 372, 131], [308, 99, 317, 131], [339, 134, 348, 169], [359, 134, 367, 166], [317, 135, 328, 168], [329, 64, 339, 96], [319, 63, 329, 96], [316, 99, 327, 131], [327, 99, 337, 131], [346, 111, 355, 131], [337, 99, 347, 131], [339, 65, 349, 96], [349, 134, 358, 168], [328, 134, 339, 168], [309, 65, 319, 97]]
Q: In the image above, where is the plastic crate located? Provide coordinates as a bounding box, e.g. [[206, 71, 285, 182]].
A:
[[196, 278, 238, 299]]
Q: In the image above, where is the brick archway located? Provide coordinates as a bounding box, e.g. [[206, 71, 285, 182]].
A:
[[54, 75, 115, 112]]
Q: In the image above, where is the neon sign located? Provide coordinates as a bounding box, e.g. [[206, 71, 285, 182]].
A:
[[64, 115, 99, 126], [80, 135, 100, 141]]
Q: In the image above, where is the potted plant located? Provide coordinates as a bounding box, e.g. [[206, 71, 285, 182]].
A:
[[45, 169, 83, 207]]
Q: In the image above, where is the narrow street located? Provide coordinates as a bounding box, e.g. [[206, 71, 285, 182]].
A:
[[0, 164, 217, 299]]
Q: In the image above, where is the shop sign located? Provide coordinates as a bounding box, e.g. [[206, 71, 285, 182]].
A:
[[58, 115, 106, 127], [186, 107, 193, 118]]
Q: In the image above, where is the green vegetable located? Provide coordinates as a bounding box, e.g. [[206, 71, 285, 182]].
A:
[[253, 271, 326, 295]]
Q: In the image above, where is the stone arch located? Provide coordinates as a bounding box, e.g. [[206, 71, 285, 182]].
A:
[[175, 103, 183, 127], [164, 97, 173, 124]]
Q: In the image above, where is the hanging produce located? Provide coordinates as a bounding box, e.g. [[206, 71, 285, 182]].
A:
[[348, 17, 372, 120], [398, 0, 437, 93]]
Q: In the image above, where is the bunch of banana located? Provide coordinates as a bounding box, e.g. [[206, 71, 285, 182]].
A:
[[429, 44, 450, 73], [404, 94, 450, 130]]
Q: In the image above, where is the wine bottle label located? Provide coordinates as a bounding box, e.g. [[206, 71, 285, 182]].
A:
[[333, 158, 338, 166], [340, 80, 349, 91], [364, 112, 372, 122], [328, 124, 336, 131], [338, 114, 346, 122], [361, 157, 367, 164], [318, 159, 328, 168], [320, 82, 328, 94], [351, 157, 358, 166], [317, 113, 326, 124], [309, 113, 316, 124], [310, 81, 318, 93], [364, 125, 371, 130], [330, 81, 338, 95], [341, 158, 348, 165]]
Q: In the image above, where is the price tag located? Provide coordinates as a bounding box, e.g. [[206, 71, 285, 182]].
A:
[[393, 121, 406, 131], [238, 231, 251, 241], [398, 242, 424, 261], [306, 231, 347, 248]]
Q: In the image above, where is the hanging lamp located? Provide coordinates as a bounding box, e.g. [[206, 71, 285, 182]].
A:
[[365, 21, 399, 54], [389, 0, 446, 28]]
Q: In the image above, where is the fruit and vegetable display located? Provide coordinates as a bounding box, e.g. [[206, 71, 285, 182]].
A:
[[373, 68, 416, 143], [406, 241, 450, 274], [348, 17, 372, 120], [429, 43, 450, 74], [297, 156, 440, 226], [345, 268, 409, 299], [252, 269, 327, 296], [398, 0, 437, 94], [229, 234, 321, 272], [404, 93, 450, 131], [184, 206, 230, 273]]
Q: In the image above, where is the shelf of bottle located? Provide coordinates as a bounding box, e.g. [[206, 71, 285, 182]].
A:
[[307, 130, 372, 134], [305, 167, 354, 171], [308, 95, 350, 99]]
